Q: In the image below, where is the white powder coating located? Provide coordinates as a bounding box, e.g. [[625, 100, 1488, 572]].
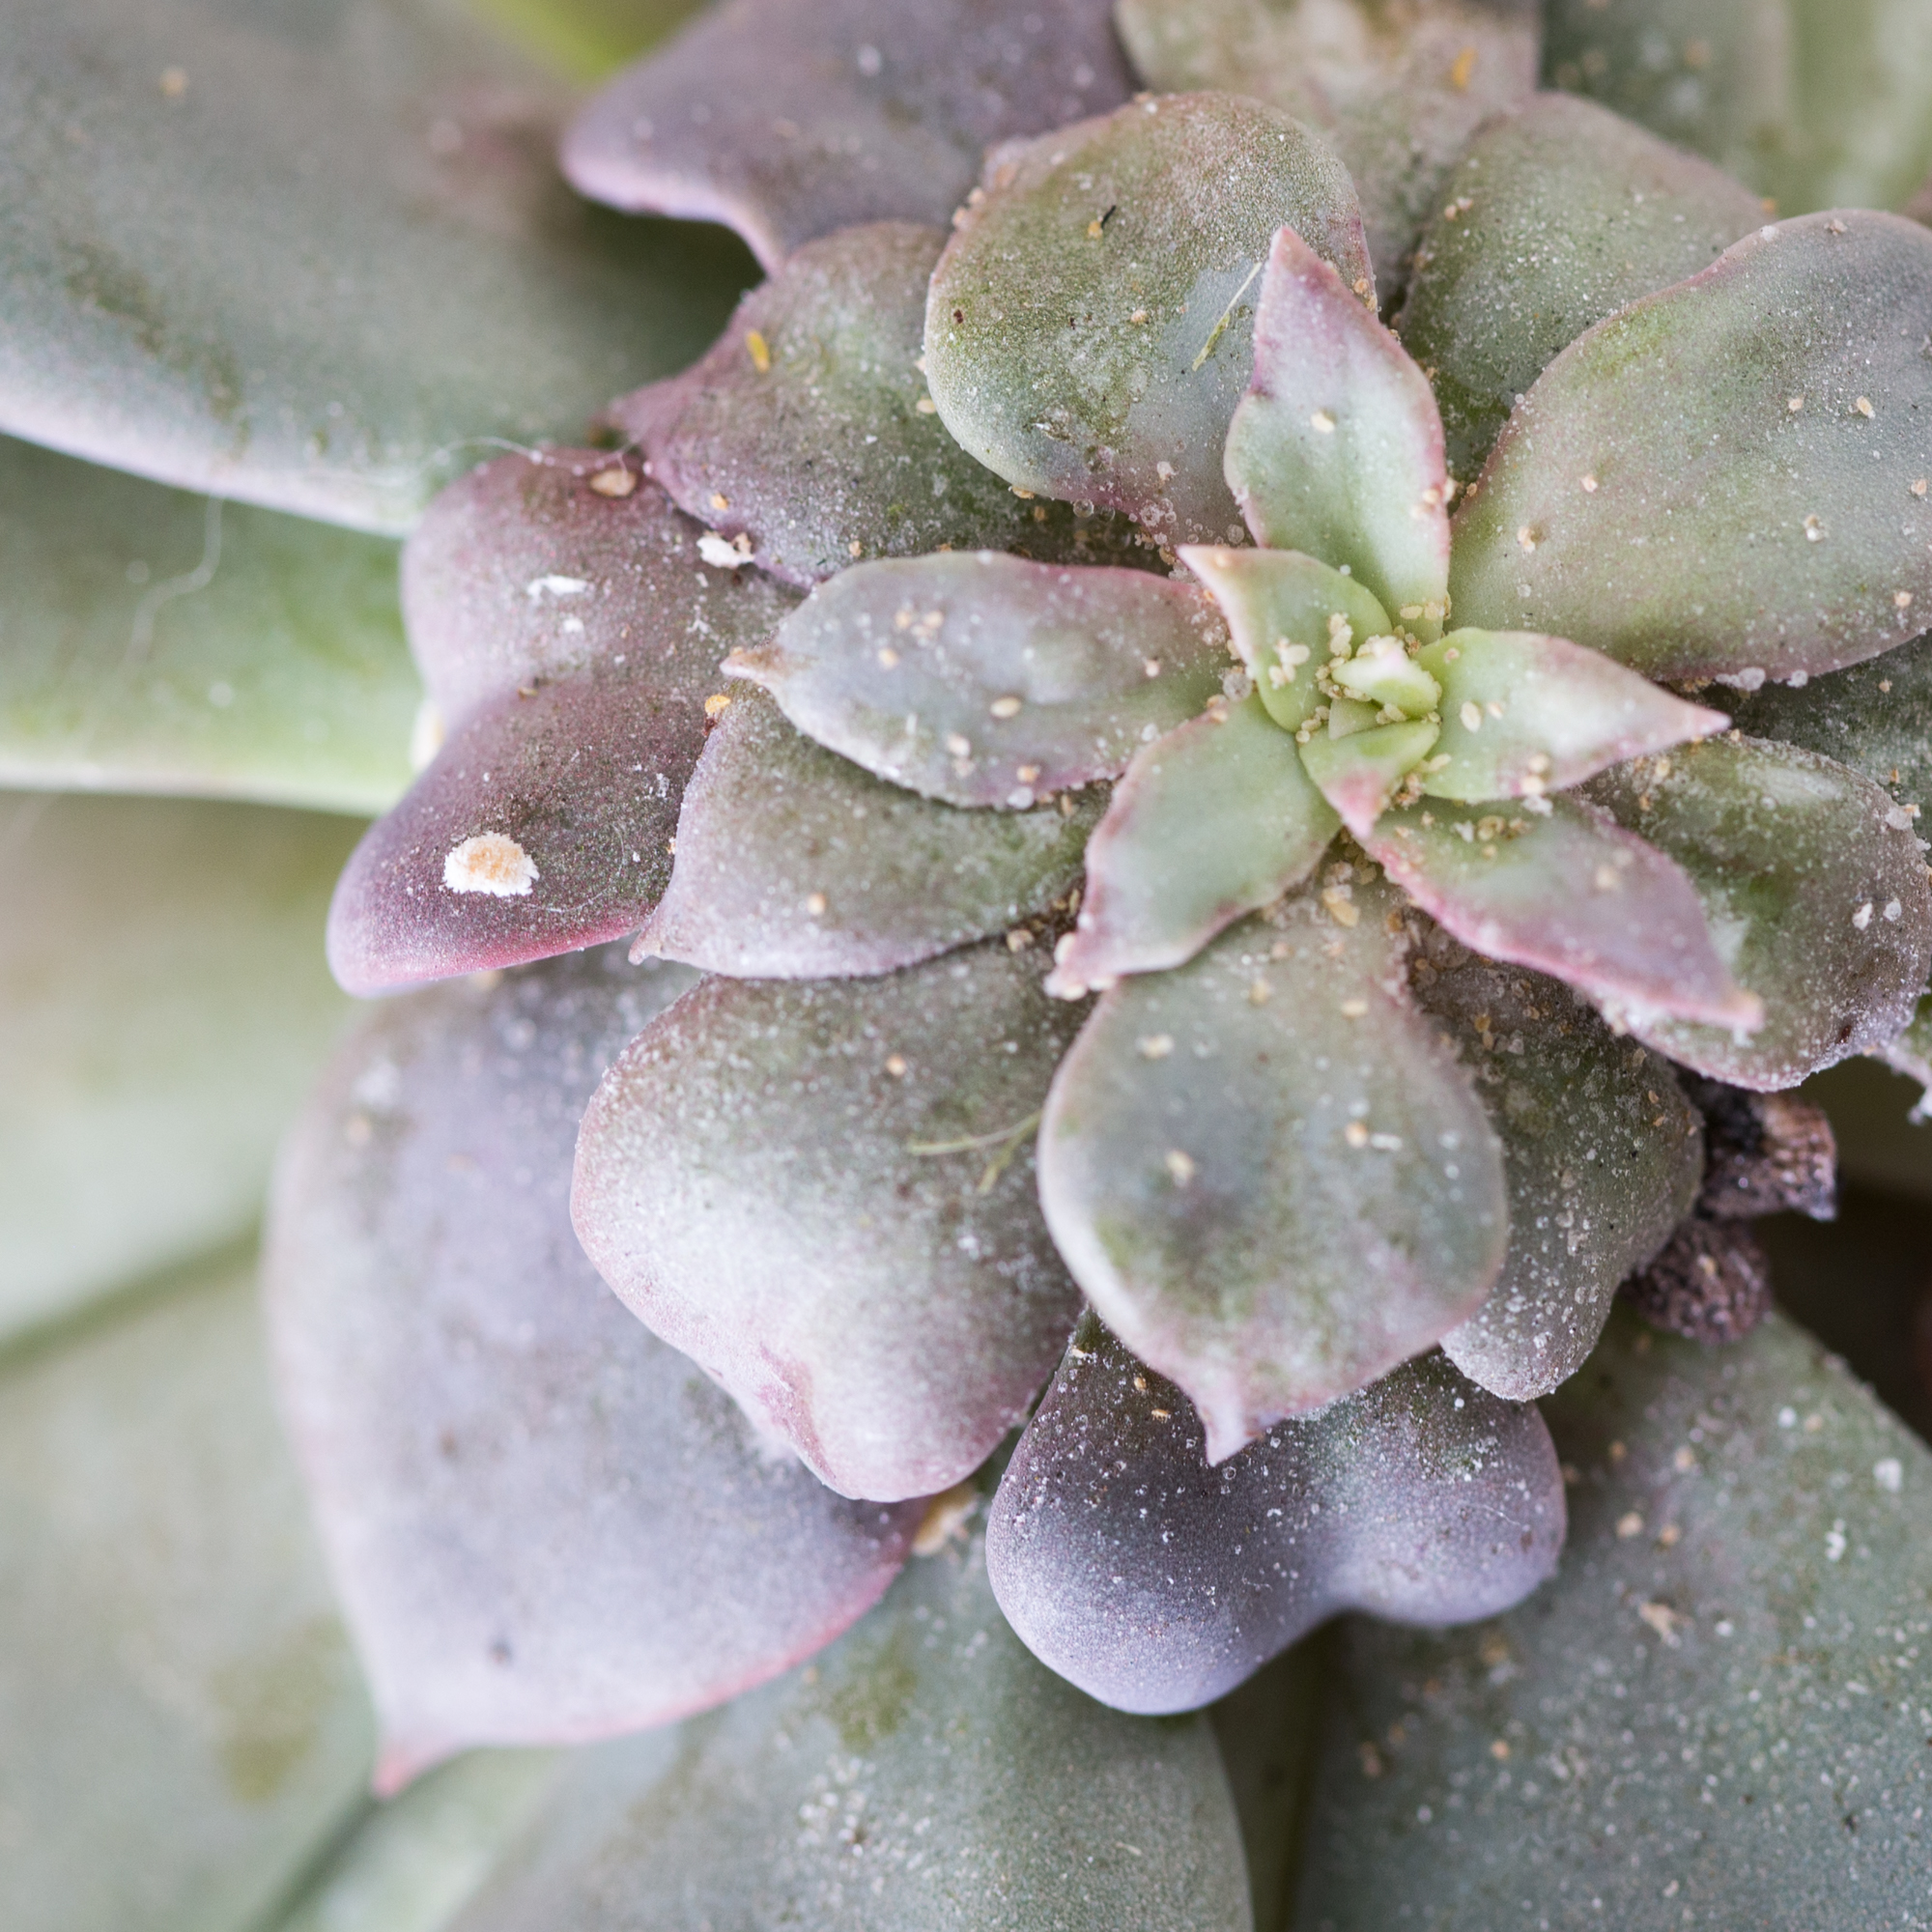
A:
[[443, 833, 538, 897]]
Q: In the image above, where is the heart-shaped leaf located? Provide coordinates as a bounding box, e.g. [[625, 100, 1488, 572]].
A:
[[1037, 884, 1507, 1463], [1584, 734, 1932, 1088], [1398, 92, 1765, 481], [925, 92, 1372, 547], [560, 0, 1135, 272], [726, 552, 1234, 807], [1225, 225, 1450, 626], [572, 940, 1088, 1502], [638, 688, 1100, 980], [1047, 694, 1339, 995], [267, 947, 920, 1791], [1450, 212, 1932, 682]]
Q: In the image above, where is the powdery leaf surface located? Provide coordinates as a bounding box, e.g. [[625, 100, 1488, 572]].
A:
[[1037, 884, 1507, 1464], [266, 947, 919, 1791], [560, 0, 1134, 272], [1584, 734, 1932, 1089], [327, 453, 797, 994], [0, 1260, 374, 1932], [572, 941, 1088, 1503], [1450, 212, 1932, 683], [925, 93, 1371, 547], [1398, 92, 1765, 481], [1295, 1307, 1932, 1928], [640, 687, 1099, 980], [727, 552, 1233, 807]]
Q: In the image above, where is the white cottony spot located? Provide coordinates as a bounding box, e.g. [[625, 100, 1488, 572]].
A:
[[697, 534, 749, 569], [525, 574, 590, 601], [443, 833, 539, 897]]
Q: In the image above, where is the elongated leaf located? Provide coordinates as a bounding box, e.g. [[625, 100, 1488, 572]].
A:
[[1296, 1306, 1932, 1927], [561, 0, 1134, 271], [1298, 716, 1441, 838], [573, 940, 1087, 1502], [1451, 211, 1932, 682], [1047, 695, 1339, 995], [1585, 734, 1932, 1088], [925, 93, 1372, 547], [988, 1316, 1562, 1715], [1037, 885, 1507, 1463], [0, 0, 753, 533], [728, 552, 1234, 807], [1225, 226, 1450, 626], [0, 1259, 374, 1932]]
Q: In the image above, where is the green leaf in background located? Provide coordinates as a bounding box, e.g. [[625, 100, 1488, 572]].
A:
[[470, 0, 700, 82], [0, 435, 418, 813]]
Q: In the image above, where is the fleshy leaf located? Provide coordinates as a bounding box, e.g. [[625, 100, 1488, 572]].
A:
[[1298, 717, 1441, 838], [0, 435, 418, 813], [1398, 93, 1765, 481], [327, 454, 797, 995], [726, 552, 1234, 808], [1450, 211, 1932, 682], [1364, 792, 1760, 1030], [268, 948, 917, 1789], [1225, 226, 1450, 626], [560, 0, 1134, 272], [1584, 734, 1932, 1088], [0, 1259, 374, 1932], [0, 792, 357, 1347], [1415, 627, 1729, 802], [1047, 695, 1339, 995], [638, 687, 1100, 980], [1296, 1307, 1932, 1926], [1409, 929, 1704, 1400], [925, 92, 1372, 547], [1037, 885, 1507, 1463], [572, 940, 1087, 1502], [0, 0, 752, 533], [987, 1317, 1562, 1713]]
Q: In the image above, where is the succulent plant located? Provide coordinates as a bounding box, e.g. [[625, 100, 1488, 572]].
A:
[[11, 1, 1932, 1928]]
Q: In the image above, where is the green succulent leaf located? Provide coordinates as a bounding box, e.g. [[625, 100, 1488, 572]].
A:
[[0, 0, 753, 534], [1047, 694, 1339, 996], [572, 939, 1087, 1502], [1116, 0, 1538, 291], [1298, 716, 1442, 838], [1584, 734, 1932, 1088], [1875, 988, 1932, 1101], [268, 948, 921, 1790], [1364, 793, 1760, 1029], [560, 0, 1134, 272], [0, 435, 418, 813], [727, 552, 1234, 808], [1450, 211, 1932, 682], [988, 1315, 1562, 1713], [1398, 92, 1765, 482], [0, 1258, 375, 1932], [1225, 226, 1451, 625], [1415, 627, 1729, 803], [924, 92, 1372, 547], [639, 687, 1100, 979], [0, 792, 357, 1347], [1297, 1306, 1932, 1926], [1037, 883, 1508, 1464]]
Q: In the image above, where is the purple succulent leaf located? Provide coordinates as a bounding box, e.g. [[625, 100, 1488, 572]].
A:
[[1046, 694, 1339, 996], [1116, 0, 1538, 293], [1299, 718, 1443, 838], [1037, 884, 1508, 1465], [1225, 225, 1451, 626], [571, 940, 1088, 1503], [924, 93, 1372, 547], [724, 552, 1235, 808], [1363, 792, 1761, 1031], [266, 948, 920, 1793], [638, 687, 1100, 980], [1398, 92, 1765, 481], [1450, 211, 1932, 682], [987, 1317, 1562, 1714], [1416, 628, 1730, 803], [1583, 734, 1932, 1089], [1410, 932, 1704, 1400]]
